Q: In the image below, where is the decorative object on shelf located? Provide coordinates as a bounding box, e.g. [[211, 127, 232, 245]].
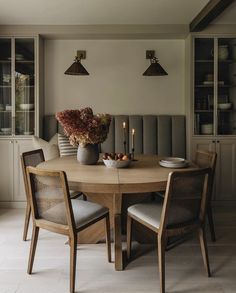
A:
[[64, 50, 89, 75], [218, 103, 232, 110], [201, 123, 213, 135], [143, 50, 168, 76], [19, 103, 34, 110], [218, 45, 229, 60], [56, 107, 111, 165]]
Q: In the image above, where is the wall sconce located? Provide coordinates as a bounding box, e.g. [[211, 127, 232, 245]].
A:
[[64, 50, 89, 75], [143, 50, 168, 76]]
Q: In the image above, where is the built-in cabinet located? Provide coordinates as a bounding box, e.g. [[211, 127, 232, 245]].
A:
[[0, 36, 43, 206], [191, 138, 236, 201], [191, 36, 236, 201]]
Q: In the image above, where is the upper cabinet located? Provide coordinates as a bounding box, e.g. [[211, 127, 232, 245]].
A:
[[193, 37, 236, 136], [0, 37, 40, 137]]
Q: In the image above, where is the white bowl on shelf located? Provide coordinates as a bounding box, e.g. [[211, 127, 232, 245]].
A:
[[1, 128, 11, 134], [218, 103, 232, 110], [103, 159, 131, 168], [23, 131, 34, 135], [19, 103, 34, 110]]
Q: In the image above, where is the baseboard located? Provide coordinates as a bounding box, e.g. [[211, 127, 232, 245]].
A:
[[0, 201, 26, 208]]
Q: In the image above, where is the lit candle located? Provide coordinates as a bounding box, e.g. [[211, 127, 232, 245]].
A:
[[131, 128, 135, 150], [123, 122, 126, 154]]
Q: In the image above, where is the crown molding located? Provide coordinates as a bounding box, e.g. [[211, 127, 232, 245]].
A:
[[0, 24, 189, 39]]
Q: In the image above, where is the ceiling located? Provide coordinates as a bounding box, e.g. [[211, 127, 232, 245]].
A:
[[0, 0, 210, 25]]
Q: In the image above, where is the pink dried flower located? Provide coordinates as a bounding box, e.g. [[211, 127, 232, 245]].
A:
[[56, 107, 111, 147]]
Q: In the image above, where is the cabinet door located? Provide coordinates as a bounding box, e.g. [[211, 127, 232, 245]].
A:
[[0, 38, 13, 136], [13, 139, 34, 201], [0, 140, 13, 201], [215, 139, 236, 200], [15, 38, 35, 136], [191, 138, 215, 159]]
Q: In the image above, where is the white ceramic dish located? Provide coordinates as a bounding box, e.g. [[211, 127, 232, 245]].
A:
[[1, 128, 11, 134], [160, 157, 185, 164], [24, 131, 34, 135], [19, 103, 34, 110], [159, 160, 188, 169], [218, 103, 232, 110], [103, 159, 131, 168]]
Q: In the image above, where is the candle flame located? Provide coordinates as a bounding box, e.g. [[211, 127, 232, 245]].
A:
[[123, 122, 126, 128], [132, 129, 135, 134]]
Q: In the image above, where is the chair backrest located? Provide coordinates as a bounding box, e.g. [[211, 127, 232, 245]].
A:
[[159, 168, 211, 234], [194, 149, 217, 198], [21, 149, 45, 200], [26, 167, 75, 231]]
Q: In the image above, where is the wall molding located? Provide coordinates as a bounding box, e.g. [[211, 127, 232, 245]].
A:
[[0, 24, 189, 39]]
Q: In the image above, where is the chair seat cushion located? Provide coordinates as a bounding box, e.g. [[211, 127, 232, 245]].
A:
[[128, 202, 196, 229], [41, 199, 108, 228]]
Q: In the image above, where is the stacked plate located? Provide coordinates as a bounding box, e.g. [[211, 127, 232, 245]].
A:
[[159, 157, 188, 168]]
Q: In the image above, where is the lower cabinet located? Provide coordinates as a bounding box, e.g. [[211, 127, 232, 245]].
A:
[[191, 138, 236, 201], [0, 139, 34, 204]]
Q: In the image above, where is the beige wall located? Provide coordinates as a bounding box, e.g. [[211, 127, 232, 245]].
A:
[[44, 39, 185, 115]]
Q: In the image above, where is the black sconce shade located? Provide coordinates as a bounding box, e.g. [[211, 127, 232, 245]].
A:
[[64, 55, 89, 76], [143, 51, 168, 76]]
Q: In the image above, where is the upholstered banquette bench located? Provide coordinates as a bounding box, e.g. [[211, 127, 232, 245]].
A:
[[43, 115, 186, 158]]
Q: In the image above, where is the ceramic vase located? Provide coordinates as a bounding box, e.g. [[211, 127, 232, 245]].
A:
[[77, 144, 99, 165]]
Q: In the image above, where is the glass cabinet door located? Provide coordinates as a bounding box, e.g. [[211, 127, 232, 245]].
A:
[[0, 38, 12, 136], [15, 38, 35, 136], [217, 38, 236, 135], [194, 38, 215, 135]]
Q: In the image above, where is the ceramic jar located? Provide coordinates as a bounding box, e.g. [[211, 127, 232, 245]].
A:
[[218, 45, 229, 60]]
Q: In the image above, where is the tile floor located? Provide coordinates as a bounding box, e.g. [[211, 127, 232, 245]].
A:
[[0, 207, 236, 293]]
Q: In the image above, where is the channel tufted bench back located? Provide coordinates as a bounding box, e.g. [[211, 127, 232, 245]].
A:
[[43, 115, 186, 158]]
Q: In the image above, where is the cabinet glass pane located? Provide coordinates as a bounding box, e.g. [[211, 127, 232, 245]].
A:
[[15, 38, 35, 135], [217, 38, 236, 135], [0, 38, 12, 136], [194, 38, 214, 135]]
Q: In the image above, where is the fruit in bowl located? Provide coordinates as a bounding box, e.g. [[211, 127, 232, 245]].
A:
[[103, 152, 131, 168]]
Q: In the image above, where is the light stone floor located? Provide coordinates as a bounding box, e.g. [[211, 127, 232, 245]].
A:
[[0, 207, 236, 293]]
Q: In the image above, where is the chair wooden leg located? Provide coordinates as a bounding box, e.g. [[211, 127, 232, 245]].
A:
[[27, 225, 39, 274], [126, 214, 133, 260], [23, 202, 31, 241], [198, 227, 211, 277], [70, 235, 77, 293], [105, 214, 112, 263], [207, 205, 216, 242], [158, 235, 166, 293]]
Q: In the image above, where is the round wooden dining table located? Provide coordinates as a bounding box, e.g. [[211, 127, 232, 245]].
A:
[[38, 155, 189, 271]]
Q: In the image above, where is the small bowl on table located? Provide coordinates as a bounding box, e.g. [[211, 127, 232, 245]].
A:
[[103, 159, 131, 168]]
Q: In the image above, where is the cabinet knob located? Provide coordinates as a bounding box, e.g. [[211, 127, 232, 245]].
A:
[[212, 140, 215, 143], [217, 140, 219, 143], [10, 140, 13, 144]]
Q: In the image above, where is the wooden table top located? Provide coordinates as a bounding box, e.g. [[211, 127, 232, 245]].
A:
[[38, 155, 191, 194]]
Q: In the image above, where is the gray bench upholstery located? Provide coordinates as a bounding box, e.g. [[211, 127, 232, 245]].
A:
[[43, 115, 186, 158]]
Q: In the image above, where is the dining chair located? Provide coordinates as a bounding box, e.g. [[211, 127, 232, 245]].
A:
[[127, 168, 211, 293], [194, 149, 217, 242], [21, 149, 85, 241], [26, 166, 111, 293], [21, 149, 45, 241]]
